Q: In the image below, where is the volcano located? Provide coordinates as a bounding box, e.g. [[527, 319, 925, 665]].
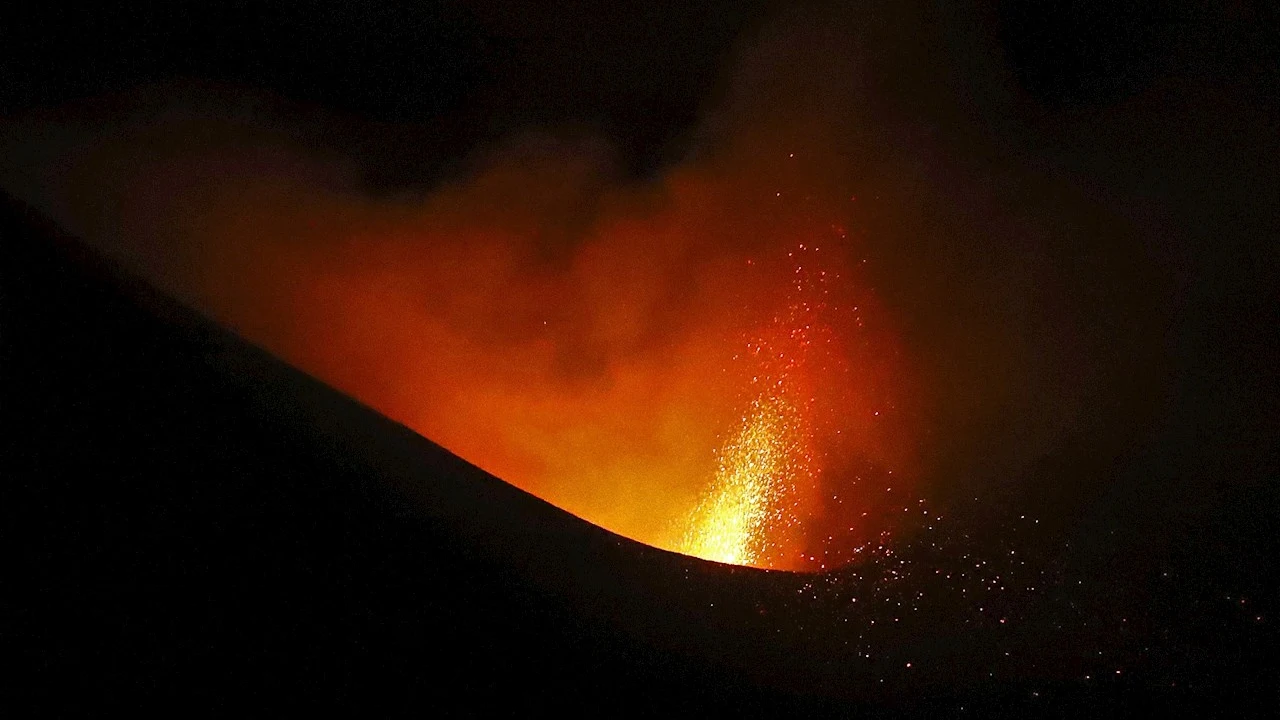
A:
[[2, 193, 837, 714], [3, 2, 1278, 715], [5, 190, 1275, 716]]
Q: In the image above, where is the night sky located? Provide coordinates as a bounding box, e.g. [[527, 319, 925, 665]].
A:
[[3, 1, 1278, 715]]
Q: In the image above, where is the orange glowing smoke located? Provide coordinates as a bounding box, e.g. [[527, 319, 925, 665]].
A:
[[6, 94, 919, 573]]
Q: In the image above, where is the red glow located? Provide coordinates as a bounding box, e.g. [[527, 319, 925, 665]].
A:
[[27, 115, 920, 571]]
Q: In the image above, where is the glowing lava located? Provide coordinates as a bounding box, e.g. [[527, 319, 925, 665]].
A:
[[682, 246, 841, 570], [682, 394, 811, 567]]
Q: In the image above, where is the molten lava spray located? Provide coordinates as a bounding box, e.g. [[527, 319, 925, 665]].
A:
[[682, 245, 842, 569], [683, 393, 810, 567]]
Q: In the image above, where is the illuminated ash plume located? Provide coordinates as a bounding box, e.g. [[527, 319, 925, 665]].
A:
[[0, 81, 918, 574]]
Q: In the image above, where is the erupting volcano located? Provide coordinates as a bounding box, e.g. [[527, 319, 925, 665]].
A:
[[3, 98, 916, 572], [5, 1, 1275, 713]]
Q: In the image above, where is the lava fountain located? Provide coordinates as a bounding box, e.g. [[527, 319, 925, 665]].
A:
[[680, 242, 885, 571], [683, 392, 810, 567]]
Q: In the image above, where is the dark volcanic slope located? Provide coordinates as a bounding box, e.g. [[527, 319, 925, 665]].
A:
[[4, 193, 1276, 717]]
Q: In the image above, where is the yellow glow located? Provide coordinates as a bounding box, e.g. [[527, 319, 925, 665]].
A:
[[681, 393, 808, 568]]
